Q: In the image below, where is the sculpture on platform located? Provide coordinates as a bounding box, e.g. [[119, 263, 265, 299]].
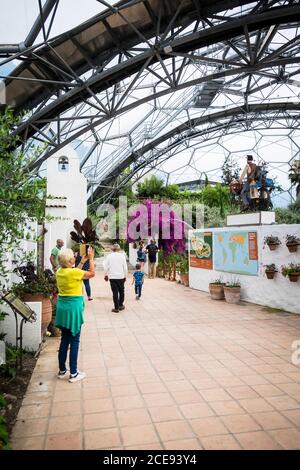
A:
[[229, 155, 275, 211]]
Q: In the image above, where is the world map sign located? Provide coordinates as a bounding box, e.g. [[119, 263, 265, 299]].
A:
[[213, 231, 258, 276]]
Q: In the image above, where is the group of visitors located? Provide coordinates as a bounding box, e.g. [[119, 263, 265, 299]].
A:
[[49, 237, 159, 384], [136, 239, 159, 278]]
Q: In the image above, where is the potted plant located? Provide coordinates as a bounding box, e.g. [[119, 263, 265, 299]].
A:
[[177, 256, 189, 286], [281, 263, 300, 282], [224, 280, 241, 304], [70, 218, 99, 256], [12, 263, 56, 336], [264, 263, 277, 280], [264, 235, 281, 251], [209, 279, 225, 300], [285, 234, 300, 253]]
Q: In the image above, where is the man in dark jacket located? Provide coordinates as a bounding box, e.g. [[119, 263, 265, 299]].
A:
[[146, 239, 159, 278]]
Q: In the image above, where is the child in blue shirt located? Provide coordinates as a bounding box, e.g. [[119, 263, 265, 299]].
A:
[[132, 263, 144, 300]]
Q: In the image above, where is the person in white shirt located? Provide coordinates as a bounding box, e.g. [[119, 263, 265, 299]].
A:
[[103, 243, 128, 313]]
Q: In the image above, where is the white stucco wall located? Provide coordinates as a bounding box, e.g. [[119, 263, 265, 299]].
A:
[[0, 302, 42, 353], [44, 145, 87, 268], [189, 224, 300, 314], [1, 222, 41, 352]]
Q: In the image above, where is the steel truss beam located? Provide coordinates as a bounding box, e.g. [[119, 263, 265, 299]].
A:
[[87, 102, 300, 204], [10, 3, 300, 147], [1, 0, 300, 204]]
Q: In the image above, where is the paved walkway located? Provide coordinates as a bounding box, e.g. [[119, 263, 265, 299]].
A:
[[11, 272, 300, 450]]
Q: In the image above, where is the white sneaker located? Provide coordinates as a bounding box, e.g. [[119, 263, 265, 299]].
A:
[[57, 368, 69, 379], [69, 371, 86, 383]]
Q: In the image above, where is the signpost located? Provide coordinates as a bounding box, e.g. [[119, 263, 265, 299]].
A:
[[2, 292, 36, 369]]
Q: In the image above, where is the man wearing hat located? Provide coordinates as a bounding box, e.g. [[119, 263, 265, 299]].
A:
[[103, 244, 128, 313]]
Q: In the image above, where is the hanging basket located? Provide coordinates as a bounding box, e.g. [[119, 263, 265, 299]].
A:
[[286, 243, 299, 253], [265, 270, 276, 280], [288, 273, 300, 282], [267, 243, 280, 251]]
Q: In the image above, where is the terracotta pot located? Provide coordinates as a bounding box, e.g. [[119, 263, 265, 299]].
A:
[[286, 243, 299, 253], [209, 283, 225, 300], [22, 294, 52, 336], [265, 270, 276, 279], [288, 273, 300, 282], [224, 286, 241, 304], [180, 273, 189, 287], [267, 243, 279, 251]]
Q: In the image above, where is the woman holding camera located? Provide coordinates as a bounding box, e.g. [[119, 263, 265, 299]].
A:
[[55, 247, 95, 382]]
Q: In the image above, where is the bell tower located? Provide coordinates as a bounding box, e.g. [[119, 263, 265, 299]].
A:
[[44, 145, 87, 269]]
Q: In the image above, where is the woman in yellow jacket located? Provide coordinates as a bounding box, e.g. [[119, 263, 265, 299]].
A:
[[55, 247, 95, 383]]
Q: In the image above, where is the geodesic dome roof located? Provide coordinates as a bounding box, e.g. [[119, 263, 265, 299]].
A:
[[1, 0, 300, 207]]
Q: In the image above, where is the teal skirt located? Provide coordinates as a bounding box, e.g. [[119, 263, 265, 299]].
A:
[[55, 296, 84, 337]]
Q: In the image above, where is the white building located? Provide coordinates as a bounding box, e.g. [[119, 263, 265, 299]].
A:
[[44, 145, 87, 269]]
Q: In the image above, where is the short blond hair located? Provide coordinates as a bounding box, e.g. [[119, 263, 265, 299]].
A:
[[58, 248, 74, 268]]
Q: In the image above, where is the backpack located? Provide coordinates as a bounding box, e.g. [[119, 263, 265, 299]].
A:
[[137, 249, 146, 261], [148, 244, 157, 255]]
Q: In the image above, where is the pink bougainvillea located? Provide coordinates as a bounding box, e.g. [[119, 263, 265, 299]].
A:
[[127, 199, 187, 255]]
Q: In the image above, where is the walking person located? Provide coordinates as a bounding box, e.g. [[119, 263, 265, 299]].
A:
[[75, 253, 93, 301], [132, 263, 144, 300], [146, 239, 159, 279], [55, 247, 95, 382], [50, 239, 64, 272], [136, 241, 147, 270], [103, 243, 128, 313]]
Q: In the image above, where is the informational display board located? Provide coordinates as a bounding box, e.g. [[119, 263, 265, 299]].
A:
[[2, 292, 35, 322], [190, 231, 213, 269], [213, 230, 258, 276]]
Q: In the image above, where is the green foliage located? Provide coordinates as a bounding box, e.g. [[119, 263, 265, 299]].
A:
[[225, 277, 241, 288], [264, 235, 281, 246], [221, 158, 241, 186], [281, 263, 300, 276], [199, 184, 230, 210], [204, 206, 226, 228], [275, 207, 300, 224], [0, 395, 9, 450], [136, 175, 165, 198], [176, 255, 188, 274], [289, 160, 300, 197], [0, 344, 20, 378], [285, 234, 300, 245], [210, 278, 225, 285], [0, 107, 47, 290], [11, 275, 54, 298], [264, 264, 277, 272]]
